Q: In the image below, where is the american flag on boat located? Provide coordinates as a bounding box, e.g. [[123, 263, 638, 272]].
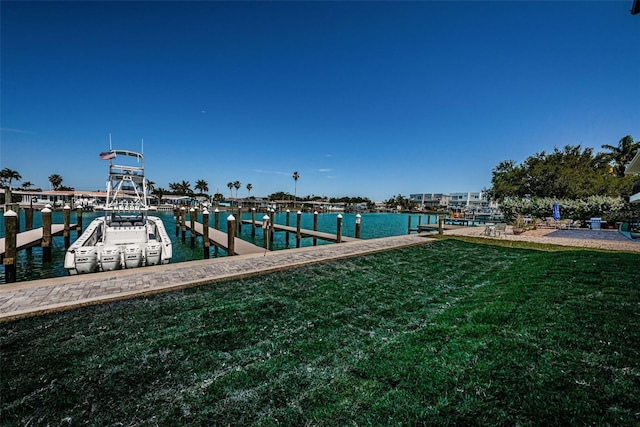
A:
[[99, 151, 116, 160]]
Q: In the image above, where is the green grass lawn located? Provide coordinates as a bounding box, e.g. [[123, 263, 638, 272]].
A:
[[2, 239, 639, 426]]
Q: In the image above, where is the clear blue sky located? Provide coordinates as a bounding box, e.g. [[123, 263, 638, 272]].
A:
[[2, 1, 639, 201]]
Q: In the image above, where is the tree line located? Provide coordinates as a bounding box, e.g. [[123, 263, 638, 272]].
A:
[[488, 135, 640, 222]]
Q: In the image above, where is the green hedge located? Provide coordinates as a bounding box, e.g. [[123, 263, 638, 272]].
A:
[[499, 196, 640, 224]]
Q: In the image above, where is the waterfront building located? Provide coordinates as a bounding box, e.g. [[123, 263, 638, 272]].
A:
[[409, 191, 498, 213], [448, 191, 496, 212], [409, 193, 449, 210], [627, 150, 640, 204]]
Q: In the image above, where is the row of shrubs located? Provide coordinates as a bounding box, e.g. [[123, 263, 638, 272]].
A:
[[499, 196, 640, 225]]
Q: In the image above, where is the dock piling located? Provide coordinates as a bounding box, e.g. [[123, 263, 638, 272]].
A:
[[313, 211, 318, 246], [76, 206, 83, 238], [174, 208, 180, 237], [285, 210, 291, 248], [189, 208, 196, 248], [227, 214, 236, 256], [296, 211, 302, 248], [63, 205, 71, 248], [336, 214, 343, 243], [251, 208, 256, 238], [355, 213, 361, 239], [214, 208, 220, 230], [269, 209, 275, 243], [262, 214, 270, 252], [180, 207, 187, 242], [3, 209, 17, 283], [42, 206, 52, 262], [202, 209, 210, 259]]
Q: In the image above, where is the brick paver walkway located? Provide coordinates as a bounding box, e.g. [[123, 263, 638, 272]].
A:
[[0, 234, 430, 320]]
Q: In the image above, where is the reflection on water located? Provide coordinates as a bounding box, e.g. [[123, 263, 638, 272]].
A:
[[1, 211, 437, 284]]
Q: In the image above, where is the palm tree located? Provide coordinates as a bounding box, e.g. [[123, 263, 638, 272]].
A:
[[233, 180, 241, 199], [227, 182, 233, 199], [48, 174, 63, 190], [152, 187, 167, 204], [601, 135, 640, 177], [246, 183, 253, 198], [0, 168, 22, 189], [146, 180, 155, 193], [195, 179, 209, 195], [168, 182, 180, 194], [179, 180, 192, 196], [292, 171, 300, 203], [21, 181, 34, 190]]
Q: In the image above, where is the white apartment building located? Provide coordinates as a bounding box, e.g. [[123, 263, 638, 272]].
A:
[[410, 191, 498, 212]]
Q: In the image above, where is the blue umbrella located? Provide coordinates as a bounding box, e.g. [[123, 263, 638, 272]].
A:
[[553, 201, 560, 221]]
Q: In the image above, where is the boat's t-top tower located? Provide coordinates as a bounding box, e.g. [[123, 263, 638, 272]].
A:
[[102, 149, 148, 213]]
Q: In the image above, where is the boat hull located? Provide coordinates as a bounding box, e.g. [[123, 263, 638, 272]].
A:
[[64, 215, 172, 275]]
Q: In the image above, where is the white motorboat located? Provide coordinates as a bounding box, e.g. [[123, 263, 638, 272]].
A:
[[64, 148, 172, 275]]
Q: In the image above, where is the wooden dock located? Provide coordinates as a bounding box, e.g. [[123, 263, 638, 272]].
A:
[[0, 224, 76, 259], [242, 220, 358, 243], [188, 221, 264, 255]]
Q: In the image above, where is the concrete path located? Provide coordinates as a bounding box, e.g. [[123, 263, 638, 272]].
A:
[[0, 234, 430, 321]]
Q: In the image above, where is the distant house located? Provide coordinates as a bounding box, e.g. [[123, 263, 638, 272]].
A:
[[626, 150, 640, 204]]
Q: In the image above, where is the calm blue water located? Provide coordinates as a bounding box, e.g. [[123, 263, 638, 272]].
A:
[[0, 210, 437, 284]]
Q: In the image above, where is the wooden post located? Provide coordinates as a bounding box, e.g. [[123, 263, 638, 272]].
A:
[[313, 211, 318, 246], [227, 214, 236, 256], [42, 206, 52, 262], [3, 209, 18, 283], [270, 209, 275, 243], [251, 208, 256, 238], [214, 208, 220, 230], [262, 214, 270, 252], [236, 207, 242, 235], [175, 207, 180, 237], [296, 210, 302, 248], [26, 207, 34, 254], [180, 207, 187, 242], [63, 205, 71, 248], [355, 213, 361, 239], [285, 209, 291, 248], [336, 214, 343, 243], [26, 207, 34, 231], [76, 205, 83, 238], [202, 209, 210, 259], [408, 215, 412, 234], [189, 208, 196, 248], [438, 215, 444, 235]]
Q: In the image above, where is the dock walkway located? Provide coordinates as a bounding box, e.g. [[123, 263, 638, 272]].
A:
[[188, 221, 264, 255], [0, 234, 430, 320], [0, 224, 76, 259], [242, 220, 358, 243]]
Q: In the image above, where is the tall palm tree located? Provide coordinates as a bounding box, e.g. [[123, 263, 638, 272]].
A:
[[0, 168, 22, 189], [246, 183, 253, 198], [601, 135, 640, 177], [21, 181, 34, 190], [292, 171, 300, 203], [168, 182, 180, 194], [227, 182, 233, 199], [179, 180, 192, 196], [233, 180, 241, 199], [146, 180, 155, 193], [48, 174, 63, 190], [195, 179, 209, 195]]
